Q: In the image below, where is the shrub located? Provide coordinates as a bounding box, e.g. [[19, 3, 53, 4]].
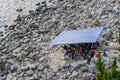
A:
[[96, 52, 120, 80], [118, 28, 120, 44], [118, 46, 120, 51], [96, 52, 106, 80]]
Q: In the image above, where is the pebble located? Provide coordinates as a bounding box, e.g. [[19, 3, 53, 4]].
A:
[[26, 70, 34, 76], [10, 64, 18, 72], [47, 71, 55, 80]]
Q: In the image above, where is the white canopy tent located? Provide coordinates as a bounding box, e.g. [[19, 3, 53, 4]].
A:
[[50, 27, 104, 46]]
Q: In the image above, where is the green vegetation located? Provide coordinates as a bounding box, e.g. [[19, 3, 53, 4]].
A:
[[118, 28, 120, 51], [96, 52, 120, 80], [118, 28, 120, 44], [118, 46, 120, 51]]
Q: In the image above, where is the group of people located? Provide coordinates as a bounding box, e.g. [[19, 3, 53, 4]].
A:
[[61, 43, 99, 65]]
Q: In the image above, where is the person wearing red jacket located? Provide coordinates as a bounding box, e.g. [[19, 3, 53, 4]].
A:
[[90, 49, 96, 58]]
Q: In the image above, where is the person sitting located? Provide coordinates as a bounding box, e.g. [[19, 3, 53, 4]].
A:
[[60, 46, 64, 53]]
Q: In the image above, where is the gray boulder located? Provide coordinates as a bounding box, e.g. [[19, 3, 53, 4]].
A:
[[71, 62, 86, 72], [82, 73, 95, 80], [47, 71, 55, 80], [81, 66, 89, 72]]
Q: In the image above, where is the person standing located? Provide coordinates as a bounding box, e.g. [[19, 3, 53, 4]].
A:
[[72, 44, 77, 60], [87, 54, 91, 65], [80, 47, 83, 55], [63, 45, 68, 57], [83, 49, 88, 60]]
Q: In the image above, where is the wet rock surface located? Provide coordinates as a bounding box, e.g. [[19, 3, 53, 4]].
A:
[[0, 0, 120, 80]]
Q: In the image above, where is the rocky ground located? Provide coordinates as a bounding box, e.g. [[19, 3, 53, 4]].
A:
[[0, 0, 120, 80], [0, 0, 42, 26]]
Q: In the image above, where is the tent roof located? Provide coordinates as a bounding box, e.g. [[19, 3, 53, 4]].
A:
[[50, 27, 104, 46]]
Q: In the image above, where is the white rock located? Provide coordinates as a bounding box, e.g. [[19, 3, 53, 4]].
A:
[[17, 53, 22, 58], [29, 64, 37, 70], [7, 74, 13, 80], [38, 64, 44, 71]]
